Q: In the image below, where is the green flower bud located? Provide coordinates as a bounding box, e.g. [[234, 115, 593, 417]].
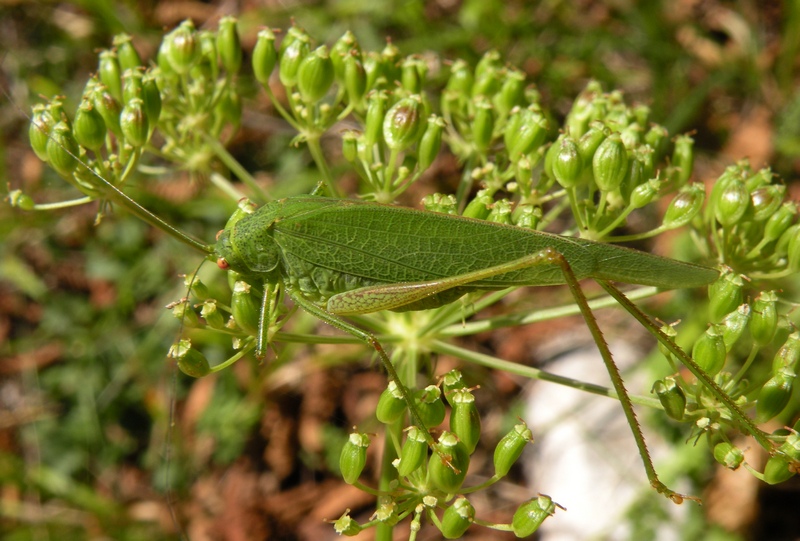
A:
[[333, 510, 362, 536], [509, 109, 547, 161], [364, 90, 387, 149], [416, 385, 446, 427], [494, 422, 533, 478], [763, 201, 797, 244], [92, 86, 122, 136], [376, 380, 407, 424], [141, 72, 162, 126], [343, 52, 367, 105], [231, 281, 259, 335], [46, 121, 80, 176], [512, 495, 557, 537], [216, 16, 242, 74], [692, 325, 726, 376], [418, 115, 444, 171], [169, 339, 210, 377], [670, 134, 694, 186], [383, 96, 425, 151], [552, 136, 583, 189], [428, 432, 470, 493], [721, 303, 750, 351], [395, 426, 428, 477], [98, 50, 122, 102], [763, 455, 795, 484], [708, 270, 744, 323], [713, 442, 744, 469], [471, 97, 494, 152], [662, 183, 705, 229], [592, 133, 629, 192], [297, 46, 334, 102], [756, 366, 795, 422], [714, 177, 750, 227], [339, 431, 370, 484], [494, 69, 525, 117], [113, 33, 142, 71], [449, 389, 481, 453], [440, 497, 475, 539], [29, 104, 54, 161], [253, 28, 277, 87], [120, 97, 149, 147], [164, 21, 200, 74], [200, 300, 225, 329], [73, 99, 107, 151], [749, 185, 785, 222], [462, 189, 493, 220], [278, 33, 310, 87], [750, 291, 778, 346], [487, 199, 513, 225], [652, 376, 686, 421], [772, 332, 800, 372], [444, 60, 472, 98]]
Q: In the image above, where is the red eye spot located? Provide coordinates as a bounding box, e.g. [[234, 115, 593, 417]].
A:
[[217, 257, 229, 269], [215, 229, 224, 240]]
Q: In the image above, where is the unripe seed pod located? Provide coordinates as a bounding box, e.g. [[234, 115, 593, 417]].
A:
[[121, 68, 144, 104], [449, 389, 481, 453], [494, 422, 533, 478], [418, 114, 444, 171], [577, 121, 609, 167], [772, 332, 800, 372], [440, 497, 475, 539], [475, 49, 502, 81], [445, 59, 473, 95], [652, 376, 686, 421], [333, 511, 363, 536], [92, 86, 122, 136], [343, 52, 367, 105], [692, 325, 726, 376], [341, 130, 359, 163], [362, 51, 384, 91], [657, 323, 678, 361], [171, 300, 200, 327], [487, 199, 513, 225], [713, 442, 744, 469], [512, 495, 557, 537], [376, 380, 407, 424], [721, 304, 750, 352], [330, 30, 359, 80], [644, 124, 669, 160], [383, 96, 425, 151], [462, 189, 493, 220], [514, 204, 541, 230], [427, 432, 470, 493], [364, 90, 387, 149], [46, 121, 80, 176], [400, 56, 426, 94], [8, 190, 35, 210], [279, 34, 310, 87], [756, 366, 795, 422], [670, 134, 694, 186], [231, 281, 260, 335], [749, 184, 785, 222], [379, 40, 401, 83], [509, 108, 547, 161], [201, 300, 226, 329], [98, 50, 122, 102], [494, 69, 525, 116], [763, 201, 797, 243], [471, 97, 494, 152], [763, 455, 795, 484], [416, 385, 446, 427], [165, 21, 200, 74], [114, 33, 142, 71], [395, 426, 428, 477], [29, 104, 54, 161], [471, 69, 501, 99], [552, 136, 583, 189], [120, 97, 149, 147], [339, 431, 370, 484], [708, 270, 744, 323], [422, 193, 458, 215], [663, 183, 705, 229], [714, 177, 750, 227], [216, 16, 242, 74], [73, 100, 106, 151], [169, 339, 210, 377], [253, 29, 277, 86], [141, 72, 162, 126], [778, 432, 800, 462], [592, 133, 628, 192], [750, 291, 778, 346], [297, 46, 334, 102], [442, 369, 467, 399]]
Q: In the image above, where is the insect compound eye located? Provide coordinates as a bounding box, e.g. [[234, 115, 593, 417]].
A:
[[216, 257, 230, 270]]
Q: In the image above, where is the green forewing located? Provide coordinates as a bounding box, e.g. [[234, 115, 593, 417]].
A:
[[252, 197, 717, 290]]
